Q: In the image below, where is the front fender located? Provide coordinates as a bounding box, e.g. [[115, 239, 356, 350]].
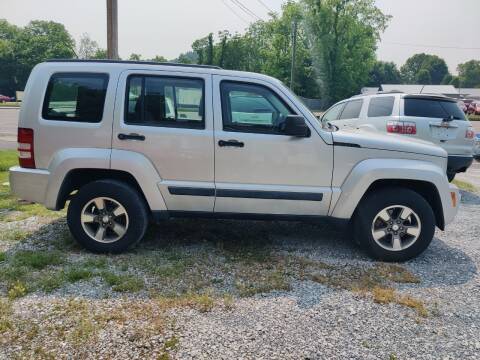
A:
[[330, 158, 455, 223]]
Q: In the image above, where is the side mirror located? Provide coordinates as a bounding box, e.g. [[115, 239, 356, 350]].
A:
[[281, 115, 311, 137]]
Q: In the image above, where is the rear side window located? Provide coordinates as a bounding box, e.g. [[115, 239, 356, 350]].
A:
[[42, 73, 109, 123], [404, 98, 466, 120], [367, 96, 395, 117], [339, 100, 363, 119], [125, 75, 204, 128]]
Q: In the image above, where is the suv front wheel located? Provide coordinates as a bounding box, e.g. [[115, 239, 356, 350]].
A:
[[67, 180, 148, 253], [353, 187, 436, 262]]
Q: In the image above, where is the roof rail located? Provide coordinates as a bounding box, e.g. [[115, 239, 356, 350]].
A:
[[351, 90, 404, 98], [45, 59, 222, 70]]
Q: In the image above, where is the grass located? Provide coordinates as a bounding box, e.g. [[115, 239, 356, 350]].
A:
[[452, 179, 477, 193], [0, 102, 20, 108], [12, 250, 64, 270], [467, 114, 480, 121], [101, 271, 145, 292], [310, 262, 427, 317]]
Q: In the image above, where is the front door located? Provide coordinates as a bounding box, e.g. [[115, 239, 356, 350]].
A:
[[112, 69, 215, 212], [212, 75, 333, 216]]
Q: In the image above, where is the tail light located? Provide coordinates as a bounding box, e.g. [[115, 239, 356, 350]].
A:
[[386, 121, 417, 135], [17, 128, 35, 168], [466, 127, 475, 139]]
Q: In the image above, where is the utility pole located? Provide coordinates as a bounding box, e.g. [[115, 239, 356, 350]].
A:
[[107, 0, 119, 59], [290, 20, 298, 90]]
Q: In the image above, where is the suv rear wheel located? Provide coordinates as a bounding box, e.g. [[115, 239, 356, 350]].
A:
[[353, 187, 435, 262], [67, 180, 148, 253]]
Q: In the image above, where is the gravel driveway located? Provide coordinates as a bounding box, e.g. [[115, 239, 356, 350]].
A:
[[1, 165, 479, 359]]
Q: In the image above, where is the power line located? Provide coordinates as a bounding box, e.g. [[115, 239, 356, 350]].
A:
[[383, 41, 480, 51], [221, 0, 250, 24], [255, 0, 273, 12], [230, 0, 262, 21]]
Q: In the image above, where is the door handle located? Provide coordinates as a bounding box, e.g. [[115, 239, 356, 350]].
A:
[[218, 139, 244, 148], [118, 133, 145, 141]]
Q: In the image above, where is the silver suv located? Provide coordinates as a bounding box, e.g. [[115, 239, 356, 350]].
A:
[[9, 60, 460, 261], [326, 92, 476, 181]]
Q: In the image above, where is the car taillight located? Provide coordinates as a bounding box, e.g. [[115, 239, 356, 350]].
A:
[[386, 121, 417, 135], [17, 128, 35, 168], [466, 127, 475, 139]]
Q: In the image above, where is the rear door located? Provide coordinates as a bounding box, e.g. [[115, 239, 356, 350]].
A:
[[112, 69, 215, 212], [401, 96, 473, 156]]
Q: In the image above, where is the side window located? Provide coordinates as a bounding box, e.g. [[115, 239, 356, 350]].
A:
[[42, 73, 109, 123], [322, 103, 345, 122], [125, 75, 204, 128], [404, 98, 466, 120], [221, 81, 293, 133], [367, 96, 395, 117], [339, 100, 363, 120]]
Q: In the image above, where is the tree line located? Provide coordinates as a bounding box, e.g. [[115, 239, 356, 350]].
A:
[[1, 0, 480, 106]]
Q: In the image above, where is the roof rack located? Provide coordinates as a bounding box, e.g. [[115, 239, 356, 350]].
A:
[[351, 90, 404, 98], [45, 59, 222, 70]]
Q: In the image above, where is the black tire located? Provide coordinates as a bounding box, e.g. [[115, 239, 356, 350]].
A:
[[447, 172, 456, 182], [67, 179, 148, 253], [353, 187, 436, 262]]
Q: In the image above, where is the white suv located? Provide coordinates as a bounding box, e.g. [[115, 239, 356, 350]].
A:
[[326, 92, 476, 181], [9, 60, 460, 261]]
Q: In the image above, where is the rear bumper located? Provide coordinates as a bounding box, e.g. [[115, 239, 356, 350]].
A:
[[9, 166, 50, 205], [447, 155, 473, 174]]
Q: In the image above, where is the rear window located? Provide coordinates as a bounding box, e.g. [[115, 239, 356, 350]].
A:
[[42, 73, 109, 123], [404, 98, 466, 120], [367, 96, 395, 117], [339, 100, 363, 119]]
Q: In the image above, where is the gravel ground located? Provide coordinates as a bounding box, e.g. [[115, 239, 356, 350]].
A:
[[1, 165, 480, 359]]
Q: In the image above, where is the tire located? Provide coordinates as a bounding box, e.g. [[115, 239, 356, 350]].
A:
[[447, 172, 456, 182], [67, 179, 148, 253], [353, 187, 436, 262]]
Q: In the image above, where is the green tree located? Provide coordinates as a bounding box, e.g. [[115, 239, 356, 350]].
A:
[[91, 48, 107, 59], [175, 51, 197, 64], [0, 20, 75, 94], [367, 61, 401, 86], [150, 55, 168, 62], [303, 0, 390, 103], [128, 53, 142, 61], [415, 68, 431, 84], [400, 53, 450, 85], [457, 60, 480, 88]]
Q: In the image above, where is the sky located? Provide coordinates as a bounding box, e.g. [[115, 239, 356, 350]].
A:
[[0, 0, 479, 74]]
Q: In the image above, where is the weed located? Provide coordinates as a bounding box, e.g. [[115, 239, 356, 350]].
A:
[[223, 294, 235, 310], [0, 298, 13, 333], [372, 287, 396, 304], [37, 271, 65, 293], [8, 281, 27, 299], [0, 229, 31, 242], [396, 295, 429, 317], [453, 179, 477, 193], [0, 251, 5, 262]]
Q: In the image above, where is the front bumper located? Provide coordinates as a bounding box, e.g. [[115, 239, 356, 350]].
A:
[[444, 183, 460, 226], [447, 155, 473, 174], [9, 166, 50, 205]]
